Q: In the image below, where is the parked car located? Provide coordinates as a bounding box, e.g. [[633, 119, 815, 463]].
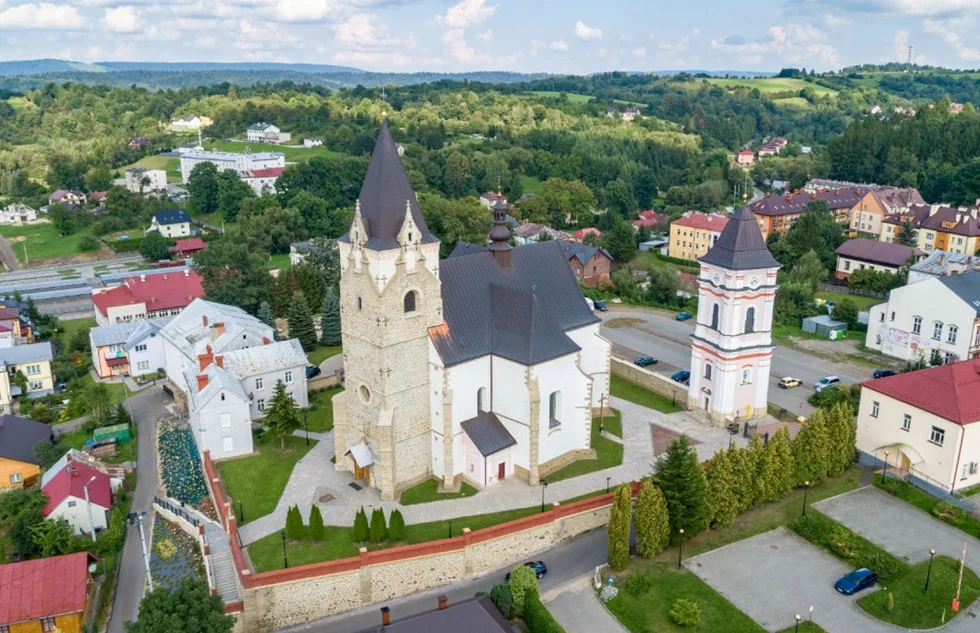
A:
[[634, 356, 658, 367], [873, 369, 897, 379], [778, 377, 801, 389], [676, 311, 693, 321], [305, 365, 322, 379], [506, 561, 548, 580], [814, 376, 841, 392], [593, 299, 608, 312], [671, 370, 691, 385], [834, 568, 878, 595]]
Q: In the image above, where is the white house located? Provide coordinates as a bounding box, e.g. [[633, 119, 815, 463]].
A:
[[866, 271, 980, 364], [124, 318, 170, 377], [147, 209, 192, 238], [41, 459, 112, 536], [168, 115, 211, 133], [125, 168, 167, 194], [246, 122, 288, 144], [855, 359, 980, 493], [304, 138, 323, 148], [179, 150, 285, 185], [332, 123, 611, 501], [0, 204, 37, 225], [160, 299, 309, 459], [89, 318, 170, 379], [239, 167, 285, 196]]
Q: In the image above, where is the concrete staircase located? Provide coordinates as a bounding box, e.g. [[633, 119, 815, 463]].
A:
[[205, 523, 241, 603]]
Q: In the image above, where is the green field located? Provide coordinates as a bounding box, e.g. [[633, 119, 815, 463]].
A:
[[7, 96, 30, 110], [58, 317, 95, 342], [267, 252, 290, 272], [521, 175, 542, 194], [0, 222, 92, 261], [772, 97, 811, 109], [119, 155, 182, 183], [705, 77, 838, 97], [528, 91, 594, 104], [814, 290, 881, 310], [204, 140, 340, 162]]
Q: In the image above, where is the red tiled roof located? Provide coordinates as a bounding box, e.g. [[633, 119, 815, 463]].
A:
[[862, 359, 980, 425], [175, 238, 207, 253], [42, 460, 112, 516], [246, 167, 285, 178], [0, 308, 19, 320], [738, 150, 754, 156], [89, 192, 108, 201], [834, 238, 918, 267], [572, 228, 601, 239], [0, 324, 11, 333], [635, 210, 667, 229], [91, 270, 204, 317], [672, 213, 730, 232], [0, 552, 95, 625]]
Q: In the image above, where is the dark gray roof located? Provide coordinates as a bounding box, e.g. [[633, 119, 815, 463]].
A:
[[461, 412, 518, 457], [939, 271, 980, 315], [448, 241, 488, 258], [152, 209, 191, 225], [430, 240, 598, 367], [699, 206, 781, 271], [0, 414, 52, 465], [557, 240, 613, 265], [835, 238, 917, 267], [344, 121, 436, 251], [356, 597, 511, 633]]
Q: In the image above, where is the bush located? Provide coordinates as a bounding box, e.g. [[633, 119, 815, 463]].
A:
[[308, 504, 324, 542], [78, 234, 101, 252], [389, 509, 405, 541], [668, 598, 701, 627], [353, 507, 368, 542], [490, 583, 515, 619], [285, 505, 304, 540], [369, 508, 387, 542], [508, 564, 539, 616], [106, 236, 145, 252], [523, 591, 566, 633], [624, 573, 652, 597], [155, 538, 177, 561], [789, 512, 907, 582]]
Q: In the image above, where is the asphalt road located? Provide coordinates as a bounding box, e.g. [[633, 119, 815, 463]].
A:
[[282, 529, 610, 633], [599, 309, 877, 417]]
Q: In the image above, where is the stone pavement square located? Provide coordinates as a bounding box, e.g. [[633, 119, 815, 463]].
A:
[[685, 527, 892, 633], [650, 424, 701, 456]]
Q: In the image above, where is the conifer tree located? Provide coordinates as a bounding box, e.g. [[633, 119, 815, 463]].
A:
[[308, 505, 324, 542], [752, 435, 779, 504], [369, 508, 387, 542], [792, 409, 832, 486], [264, 380, 300, 451], [287, 293, 318, 351], [353, 507, 369, 542], [285, 505, 304, 540], [705, 450, 739, 530], [320, 288, 342, 347], [768, 427, 796, 496], [257, 301, 274, 328], [654, 435, 709, 542], [634, 481, 670, 558], [826, 402, 857, 476], [728, 446, 755, 512], [607, 483, 632, 570], [389, 509, 405, 541]]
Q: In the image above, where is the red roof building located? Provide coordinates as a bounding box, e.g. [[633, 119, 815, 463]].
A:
[[42, 459, 112, 535], [174, 237, 207, 257], [92, 269, 204, 326], [572, 227, 602, 241], [0, 552, 97, 630], [634, 210, 667, 230]]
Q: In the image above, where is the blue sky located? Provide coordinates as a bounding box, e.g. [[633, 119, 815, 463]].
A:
[[1, 0, 980, 73]]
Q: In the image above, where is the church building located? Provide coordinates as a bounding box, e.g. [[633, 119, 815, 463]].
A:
[[687, 207, 781, 424], [333, 123, 611, 501]]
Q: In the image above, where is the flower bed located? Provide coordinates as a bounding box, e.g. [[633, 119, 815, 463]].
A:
[[149, 514, 205, 591], [158, 427, 209, 505]]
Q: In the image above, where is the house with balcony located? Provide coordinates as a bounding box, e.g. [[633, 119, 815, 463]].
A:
[[0, 413, 52, 490], [89, 318, 171, 378]]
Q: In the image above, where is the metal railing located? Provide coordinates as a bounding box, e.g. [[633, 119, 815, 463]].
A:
[[154, 495, 201, 527]]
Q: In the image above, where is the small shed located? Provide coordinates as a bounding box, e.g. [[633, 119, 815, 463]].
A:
[[802, 315, 848, 339], [93, 423, 131, 445]]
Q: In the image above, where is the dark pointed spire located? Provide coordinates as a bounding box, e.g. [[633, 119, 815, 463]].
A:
[[699, 207, 780, 270], [488, 200, 511, 267]]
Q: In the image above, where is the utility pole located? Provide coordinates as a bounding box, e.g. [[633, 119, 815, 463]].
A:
[[23, 242, 27, 267], [907, 44, 914, 71], [136, 512, 153, 592]]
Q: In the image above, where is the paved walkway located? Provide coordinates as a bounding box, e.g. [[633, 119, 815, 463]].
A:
[[545, 575, 627, 633], [238, 397, 750, 545]]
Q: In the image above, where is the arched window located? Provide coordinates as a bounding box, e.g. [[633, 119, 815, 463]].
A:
[[745, 307, 756, 334], [404, 291, 417, 313], [704, 363, 712, 380], [741, 366, 754, 385], [477, 387, 487, 413], [548, 391, 561, 427], [711, 303, 720, 330]]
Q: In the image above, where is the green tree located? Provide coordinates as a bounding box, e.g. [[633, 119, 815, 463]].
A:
[[113, 403, 133, 427], [33, 440, 64, 470], [768, 427, 796, 497], [78, 235, 100, 252], [751, 435, 779, 504], [646, 267, 681, 306], [257, 301, 274, 328], [239, 203, 307, 255], [654, 435, 710, 542], [895, 219, 918, 247], [489, 584, 515, 619], [308, 505, 324, 542], [607, 483, 632, 570], [826, 401, 857, 476], [418, 193, 492, 258], [85, 166, 113, 192], [507, 564, 539, 617], [287, 293, 318, 351], [728, 446, 755, 512], [49, 204, 76, 235], [285, 505, 304, 540], [353, 507, 369, 541], [389, 509, 405, 541], [30, 518, 75, 556], [10, 509, 43, 558], [0, 487, 45, 522], [518, 178, 597, 228], [634, 481, 670, 558], [792, 409, 832, 486], [187, 162, 220, 216], [140, 230, 171, 261], [320, 288, 341, 347], [444, 150, 471, 197], [369, 508, 387, 542], [788, 250, 827, 292], [601, 219, 638, 263], [264, 380, 300, 451], [831, 298, 860, 328], [774, 282, 820, 326], [125, 579, 233, 633], [85, 381, 114, 429], [216, 169, 254, 222], [705, 450, 739, 529], [778, 200, 845, 271], [193, 240, 275, 315]]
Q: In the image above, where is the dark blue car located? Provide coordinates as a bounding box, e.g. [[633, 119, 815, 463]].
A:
[[873, 369, 897, 379], [835, 568, 878, 595], [593, 300, 608, 312], [506, 561, 548, 580], [634, 356, 658, 367], [305, 365, 322, 379], [671, 370, 690, 385]]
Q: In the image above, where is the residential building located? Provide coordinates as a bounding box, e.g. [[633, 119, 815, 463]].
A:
[[855, 359, 980, 492], [880, 204, 980, 255], [160, 299, 308, 459], [147, 209, 192, 238], [850, 187, 925, 235], [687, 207, 781, 424], [239, 167, 285, 195], [557, 240, 614, 287], [758, 136, 788, 157], [89, 191, 107, 207], [124, 318, 171, 377], [48, 189, 86, 207], [128, 137, 151, 149], [834, 239, 921, 281], [91, 268, 204, 326], [804, 178, 881, 194], [479, 192, 507, 209], [89, 318, 170, 378], [355, 596, 510, 633], [950, 102, 966, 114], [168, 115, 212, 132], [668, 213, 730, 261], [289, 240, 321, 267], [866, 271, 980, 363], [304, 137, 323, 148], [908, 251, 980, 284], [0, 552, 97, 633], [743, 188, 865, 239], [174, 237, 207, 258], [869, 105, 883, 115], [41, 458, 112, 535], [174, 142, 204, 155], [736, 150, 755, 167], [633, 209, 667, 232], [621, 106, 641, 122], [0, 203, 37, 225], [512, 223, 571, 245], [246, 122, 288, 143], [125, 167, 167, 194], [1, 342, 55, 400], [0, 414, 51, 489], [334, 123, 610, 500], [0, 306, 32, 344], [572, 227, 601, 242], [179, 150, 285, 184]]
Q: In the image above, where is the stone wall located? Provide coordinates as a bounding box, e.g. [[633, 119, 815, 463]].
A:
[[307, 372, 341, 391], [611, 357, 687, 402]]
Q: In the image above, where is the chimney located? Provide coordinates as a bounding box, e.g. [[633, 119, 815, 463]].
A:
[[381, 607, 390, 627], [214, 322, 225, 338], [197, 345, 214, 371], [262, 337, 271, 345], [202, 315, 209, 327], [196, 374, 209, 392], [215, 355, 224, 369], [438, 596, 448, 611]]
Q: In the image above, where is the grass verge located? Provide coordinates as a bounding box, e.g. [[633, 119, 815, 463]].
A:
[[596, 408, 622, 438], [610, 375, 684, 414], [308, 345, 342, 366], [789, 511, 907, 583], [304, 386, 341, 433], [398, 479, 479, 505], [545, 422, 623, 483]]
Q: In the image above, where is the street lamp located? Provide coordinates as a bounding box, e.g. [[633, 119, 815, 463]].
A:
[[801, 481, 810, 518], [883, 450, 890, 479], [83, 476, 98, 542], [540, 480, 549, 513], [924, 548, 936, 593], [606, 476, 611, 494], [448, 519, 453, 539], [304, 408, 309, 446], [677, 528, 685, 569], [672, 389, 677, 406], [280, 529, 288, 569], [238, 499, 244, 523], [794, 614, 801, 633]]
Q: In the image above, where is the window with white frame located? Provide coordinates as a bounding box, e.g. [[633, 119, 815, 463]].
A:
[[933, 321, 943, 340], [285, 371, 293, 384], [255, 377, 264, 390], [902, 414, 911, 431], [26, 364, 41, 375], [135, 344, 147, 352], [68, 500, 76, 508], [29, 381, 43, 391], [257, 399, 266, 411], [948, 325, 958, 344], [929, 426, 945, 446], [9, 473, 21, 484], [871, 401, 879, 417], [912, 316, 922, 335], [41, 617, 56, 632], [137, 361, 149, 370]]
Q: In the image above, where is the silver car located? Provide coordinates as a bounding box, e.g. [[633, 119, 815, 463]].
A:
[[814, 376, 840, 392]]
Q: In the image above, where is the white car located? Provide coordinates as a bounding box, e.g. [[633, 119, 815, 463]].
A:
[[814, 376, 841, 392]]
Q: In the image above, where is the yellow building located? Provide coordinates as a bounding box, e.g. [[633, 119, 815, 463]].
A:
[[0, 342, 56, 405], [0, 414, 52, 490], [880, 205, 980, 255], [668, 213, 731, 261], [0, 552, 97, 633]]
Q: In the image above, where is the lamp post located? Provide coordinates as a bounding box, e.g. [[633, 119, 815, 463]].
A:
[[794, 614, 801, 633], [606, 476, 611, 494], [540, 480, 549, 513], [238, 499, 244, 523], [448, 519, 453, 539], [801, 481, 810, 518], [672, 389, 676, 406], [304, 408, 309, 446], [883, 450, 890, 479], [280, 529, 288, 569], [677, 528, 685, 569], [599, 394, 606, 434], [83, 476, 98, 542], [924, 548, 937, 593]]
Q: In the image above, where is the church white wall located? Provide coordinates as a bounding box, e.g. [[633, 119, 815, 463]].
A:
[[461, 431, 486, 486], [448, 357, 491, 427], [566, 322, 611, 408], [499, 414, 530, 471], [532, 353, 590, 465], [492, 356, 529, 423]]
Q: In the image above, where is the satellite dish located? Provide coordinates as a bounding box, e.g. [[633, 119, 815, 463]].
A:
[[88, 563, 97, 573]]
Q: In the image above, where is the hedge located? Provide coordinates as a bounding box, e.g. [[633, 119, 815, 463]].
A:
[[651, 252, 701, 271], [876, 475, 980, 541], [789, 511, 908, 582], [523, 591, 566, 633], [104, 236, 145, 252]]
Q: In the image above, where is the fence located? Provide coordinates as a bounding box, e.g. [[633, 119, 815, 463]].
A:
[[818, 282, 887, 300], [153, 495, 202, 527]]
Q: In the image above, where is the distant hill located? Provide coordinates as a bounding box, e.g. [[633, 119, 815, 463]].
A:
[[96, 61, 364, 74], [0, 59, 109, 76]]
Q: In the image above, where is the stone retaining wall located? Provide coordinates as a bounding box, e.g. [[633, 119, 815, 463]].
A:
[[611, 357, 687, 402]]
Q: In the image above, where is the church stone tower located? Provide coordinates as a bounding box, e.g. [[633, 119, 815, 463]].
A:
[[687, 207, 781, 425], [333, 121, 443, 501]]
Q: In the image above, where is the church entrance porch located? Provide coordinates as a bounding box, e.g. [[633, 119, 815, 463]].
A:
[[344, 442, 378, 489]]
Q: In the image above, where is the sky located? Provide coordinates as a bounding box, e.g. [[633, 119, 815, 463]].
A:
[[2, 0, 980, 73]]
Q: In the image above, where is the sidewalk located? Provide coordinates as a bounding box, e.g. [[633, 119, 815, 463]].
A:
[[544, 575, 628, 633]]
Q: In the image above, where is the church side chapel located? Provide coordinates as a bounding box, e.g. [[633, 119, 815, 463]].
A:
[[332, 122, 612, 501]]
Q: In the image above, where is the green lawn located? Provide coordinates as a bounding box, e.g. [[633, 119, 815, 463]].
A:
[[399, 478, 479, 505], [57, 317, 95, 343], [80, 375, 128, 405], [0, 223, 92, 261], [596, 407, 622, 437], [610, 375, 685, 413], [857, 556, 980, 629], [119, 155, 182, 182], [607, 562, 766, 633], [704, 77, 838, 96], [267, 252, 290, 272], [204, 140, 341, 162], [304, 386, 340, 433], [217, 435, 317, 525], [520, 175, 542, 194], [308, 345, 342, 366], [545, 421, 623, 483], [772, 97, 811, 109], [528, 91, 593, 104], [815, 291, 882, 310]]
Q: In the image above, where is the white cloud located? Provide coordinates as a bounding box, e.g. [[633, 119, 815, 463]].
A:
[[598, 47, 608, 58], [819, 0, 980, 16], [691, 27, 700, 36], [477, 29, 492, 42], [923, 17, 980, 61], [892, 29, 910, 61], [711, 24, 839, 67], [574, 20, 602, 41], [440, 28, 485, 63], [550, 38, 568, 51], [435, 0, 497, 29], [274, 0, 334, 22], [101, 6, 142, 33], [823, 13, 851, 27], [632, 46, 646, 58], [0, 3, 84, 29]]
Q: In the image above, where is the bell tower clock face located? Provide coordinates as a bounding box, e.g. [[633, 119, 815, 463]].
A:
[[749, 275, 760, 289]]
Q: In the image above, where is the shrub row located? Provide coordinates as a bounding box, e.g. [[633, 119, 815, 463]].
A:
[[104, 236, 146, 252], [789, 511, 908, 582], [876, 475, 980, 541], [523, 591, 566, 633]]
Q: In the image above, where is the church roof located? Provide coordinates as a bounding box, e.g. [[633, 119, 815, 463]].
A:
[[698, 207, 781, 271], [430, 240, 598, 367], [345, 121, 437, 251], [462, 412, 518, 457]]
